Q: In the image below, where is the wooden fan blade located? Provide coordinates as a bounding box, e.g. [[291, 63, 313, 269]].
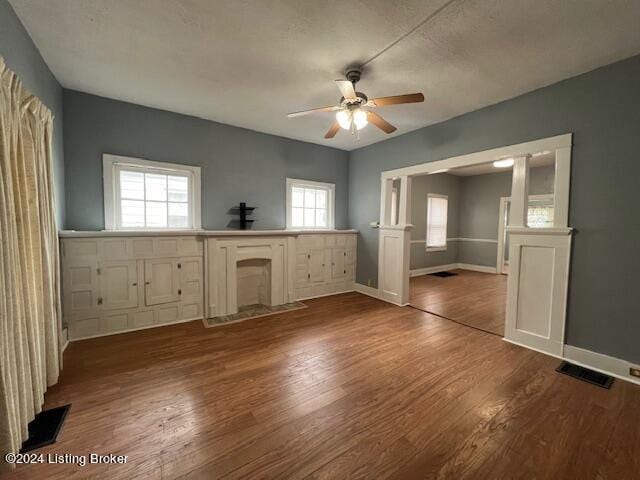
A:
[[324, 121, 341, 139], [369, 93, 424, 107], [335, 80, 356, 100], [287, 105, 340, 117], [367, 111, 397, 134]]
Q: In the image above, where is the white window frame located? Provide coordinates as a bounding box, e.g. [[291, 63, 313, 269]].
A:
[[103, 154, 202, 231], [286, 178, 335, 230], [426, 193, 448, 252]]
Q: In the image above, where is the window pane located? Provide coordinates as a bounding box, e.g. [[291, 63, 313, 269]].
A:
[[292, 187, 304, 208], [146, 201, 167, 228], [120, 170, 144, 200], [292, 207, 303, 227], [427, 196, 448, 247], [315, 209, 327, 227], [121, 200, 145, 227], [145, 173, 167, 201], [168, 202, 189, 228], [304, 189, 316, 208], [304, 208, 315, 227], [316, 190, 326, 209], [168, 175, 189, 202]]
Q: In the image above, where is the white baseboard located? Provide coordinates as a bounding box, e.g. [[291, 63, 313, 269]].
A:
[[457, 263, 499, 274], [563, 345, 640, 386], [354, 283, 381, 299], [60, 328, 69, 353], [410, 263, 497, 277], [410, 263, 458, 277]]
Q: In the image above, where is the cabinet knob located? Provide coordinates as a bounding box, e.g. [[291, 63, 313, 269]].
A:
[[132, 282, 137, 286], [145, 281, 150, 285], [97, 298, 103, 305]]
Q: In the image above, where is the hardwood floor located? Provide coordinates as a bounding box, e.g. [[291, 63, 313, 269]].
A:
[[5, 292, 639, 479], [410, 269, 507, 335]]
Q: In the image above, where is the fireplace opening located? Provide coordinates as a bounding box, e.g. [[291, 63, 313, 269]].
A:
[[236, 258, 271, 309]]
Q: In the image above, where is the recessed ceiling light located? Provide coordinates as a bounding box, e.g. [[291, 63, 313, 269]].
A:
[[493, 158, 514, 168]]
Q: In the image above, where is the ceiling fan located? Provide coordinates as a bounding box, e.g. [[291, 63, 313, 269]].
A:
[[287, 68, 424, 139]]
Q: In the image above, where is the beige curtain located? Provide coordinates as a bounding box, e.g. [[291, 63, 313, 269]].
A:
[[0, 56, 61, 470]]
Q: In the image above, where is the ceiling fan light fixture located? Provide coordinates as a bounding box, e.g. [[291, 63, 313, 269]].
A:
[[336, 110, 351, 130], [353, 109, 368, 130]]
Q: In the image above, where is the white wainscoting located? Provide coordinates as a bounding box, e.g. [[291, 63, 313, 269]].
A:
[[504, 230, 571, 357], [378, 226, 411, 305]]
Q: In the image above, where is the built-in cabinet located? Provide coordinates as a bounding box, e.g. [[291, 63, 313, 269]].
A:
[[294, 233, 356, 299], [61, 231, 357, 341], [62, 236, 204, 340]]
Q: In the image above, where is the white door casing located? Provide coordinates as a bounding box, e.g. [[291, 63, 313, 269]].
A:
[[378, 134, 573, 356]]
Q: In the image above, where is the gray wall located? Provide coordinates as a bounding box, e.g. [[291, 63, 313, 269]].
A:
[[458, 165, 554, 266], [0, 0, 65, 227], [349, 54, 640, 364], [410, 173, 461, 270], [63, 90, 349, 231]]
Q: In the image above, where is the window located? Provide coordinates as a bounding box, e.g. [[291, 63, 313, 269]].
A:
[[426, 193, 448, 251], [286, 178, 335, 230], [527, 199, 554, 228], [103, 154, 201, 230]]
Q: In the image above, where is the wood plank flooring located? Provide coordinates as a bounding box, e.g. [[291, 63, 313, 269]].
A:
[[4, 292, 639, 479], [410, 269, 507, 335]]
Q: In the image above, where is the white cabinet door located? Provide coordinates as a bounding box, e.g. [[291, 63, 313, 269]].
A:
[[331, 248, 347, 280], [98, 261, 138, 310], [308, 250, 326, 283], [145, 258, 180, 306], [179, 257, 203, 301], [63, 260, 99, 319]]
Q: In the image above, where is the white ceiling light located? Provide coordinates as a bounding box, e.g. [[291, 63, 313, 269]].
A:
[[336, 108, 369, 131], [493, 158, 514, 168], [336, 110, 351, 130]]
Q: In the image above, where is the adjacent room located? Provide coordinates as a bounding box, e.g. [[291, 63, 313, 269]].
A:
[[2, 1, 640, 478], [409, 157, 556, 336]]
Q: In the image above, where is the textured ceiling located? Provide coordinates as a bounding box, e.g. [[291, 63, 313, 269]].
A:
[[10, 0, 640, 151]]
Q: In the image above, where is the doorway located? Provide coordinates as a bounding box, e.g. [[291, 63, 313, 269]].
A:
[[378, 134, 573, 357]]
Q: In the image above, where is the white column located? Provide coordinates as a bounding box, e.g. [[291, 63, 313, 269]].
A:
[[380, 177, 393, 225], [398, 175, 412, 226], [553, 147, 571, 228], [509, 155, 530, 227]]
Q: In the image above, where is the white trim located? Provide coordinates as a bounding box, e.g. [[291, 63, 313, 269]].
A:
[[563, 345, 640, 386], [410, 263, 459, 277], [60, 328, 69, 353], [410, 263, 497, 277], [354, 283, 381, 299], [381, 134, 572, 179], [296, 287, 355, 301], [506, 227, 572, 236], [70, 316, 202, 341], [285, 177, 335, 230], [502, 337, 565, 360], [457, 263, 498, 274], [103, 154, 202, 231], [426, 193, 448, 251], [411, 237, 498, 244], [59, 228, 357, 238]]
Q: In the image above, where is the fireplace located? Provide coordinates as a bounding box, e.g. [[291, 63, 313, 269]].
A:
[[236, 258, 271, 308], [206, 236, 295, 317]]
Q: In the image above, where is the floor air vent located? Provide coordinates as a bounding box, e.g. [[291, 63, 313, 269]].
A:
[[556, 361, 614, 389], [430, 271, 458, 278]]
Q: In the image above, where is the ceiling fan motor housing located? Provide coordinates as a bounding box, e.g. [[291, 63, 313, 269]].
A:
[[345, 68, 362, 85]]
